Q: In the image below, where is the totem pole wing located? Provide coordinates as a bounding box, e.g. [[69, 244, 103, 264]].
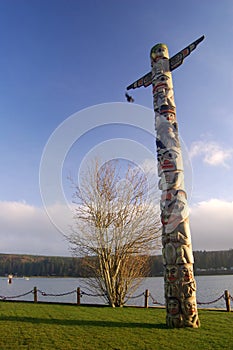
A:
[[126, 71, 152, 90], [169, 35, 205, 71]]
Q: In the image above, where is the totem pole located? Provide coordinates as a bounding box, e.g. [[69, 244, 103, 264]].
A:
[[126, 36, 204, 328]]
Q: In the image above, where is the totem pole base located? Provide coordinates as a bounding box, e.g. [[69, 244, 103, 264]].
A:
[[165, 263, 200, 328]]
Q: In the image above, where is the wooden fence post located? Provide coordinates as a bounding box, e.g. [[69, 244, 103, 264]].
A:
[[34, 286, 38, 303], [77, 287, 81, 306], [144, 289, 149, 308], [224, 290, 231, 312]]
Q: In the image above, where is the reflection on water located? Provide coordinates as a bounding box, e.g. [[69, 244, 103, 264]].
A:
[[0, 275, 232, 309]]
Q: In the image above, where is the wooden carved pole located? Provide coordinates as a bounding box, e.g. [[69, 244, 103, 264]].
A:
[[126, 36, 204, 328]]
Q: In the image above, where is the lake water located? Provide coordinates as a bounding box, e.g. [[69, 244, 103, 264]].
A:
[[0, 275, 232, 309]]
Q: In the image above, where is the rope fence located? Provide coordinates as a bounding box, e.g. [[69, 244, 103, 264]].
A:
[[148, 292, 165, 306], [0, 287, 232, 311], [38, 289, 77, 297], [0, 289, 34, 301], [197, 293, 225, 306]]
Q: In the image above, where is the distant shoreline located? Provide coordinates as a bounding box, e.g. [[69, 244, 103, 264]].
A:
[[2, 271, 233, 279], [0, 250, 232, 278]]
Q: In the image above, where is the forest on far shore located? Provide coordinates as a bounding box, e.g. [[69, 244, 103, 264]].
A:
[[0, 249, 233, 277]]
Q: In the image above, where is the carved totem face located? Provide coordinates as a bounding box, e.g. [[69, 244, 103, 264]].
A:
[[157, 148, 183, 175], [180, 265, 193, 282], [167, 298, 180, 315], [150, 44, 169, 62], [162, 111, 176, 124], [166, 265, 178, 282], [156, 112, 177, 131], [152, 74, 170, 94], [183, 297, 197, 316]]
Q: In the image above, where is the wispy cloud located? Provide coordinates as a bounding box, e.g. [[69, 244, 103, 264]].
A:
[[189, 140, 233, 168]]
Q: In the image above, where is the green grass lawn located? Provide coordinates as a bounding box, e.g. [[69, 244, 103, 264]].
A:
[[0, 302, 232, 350]]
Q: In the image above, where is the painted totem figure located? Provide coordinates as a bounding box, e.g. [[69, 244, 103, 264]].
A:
[[126, 36, 204, 328]]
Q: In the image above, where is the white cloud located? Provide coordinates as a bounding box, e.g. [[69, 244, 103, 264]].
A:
[[190, 199, 233, 251], [0, 201, 72, 256], [0, 198, 232, 256], [189, 140, 233, 168]]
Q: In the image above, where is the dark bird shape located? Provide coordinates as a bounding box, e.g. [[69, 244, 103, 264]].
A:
[[125, 92, 134, 103]]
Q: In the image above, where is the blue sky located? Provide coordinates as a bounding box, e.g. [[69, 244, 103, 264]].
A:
[[1, 0, 233, 255]]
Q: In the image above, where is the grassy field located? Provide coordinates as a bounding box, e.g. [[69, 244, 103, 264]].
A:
[[0, 302, 232, 350]]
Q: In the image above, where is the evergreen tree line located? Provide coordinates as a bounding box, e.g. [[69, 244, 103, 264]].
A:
[[0, 250, 232, 277], [0, 255, 87, 277], [194, 250, 233, 271]]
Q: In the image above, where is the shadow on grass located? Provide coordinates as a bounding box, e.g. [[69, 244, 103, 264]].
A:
[[0, 316, 167, 329]]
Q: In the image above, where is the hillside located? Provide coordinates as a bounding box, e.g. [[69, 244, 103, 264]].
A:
[[0, 250, 232, 277]]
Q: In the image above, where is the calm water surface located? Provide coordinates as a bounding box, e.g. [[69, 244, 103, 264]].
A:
[[0, 275, 232, 309]]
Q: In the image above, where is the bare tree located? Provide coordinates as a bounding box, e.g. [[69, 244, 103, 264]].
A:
[[68, 159, 161, 307]]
